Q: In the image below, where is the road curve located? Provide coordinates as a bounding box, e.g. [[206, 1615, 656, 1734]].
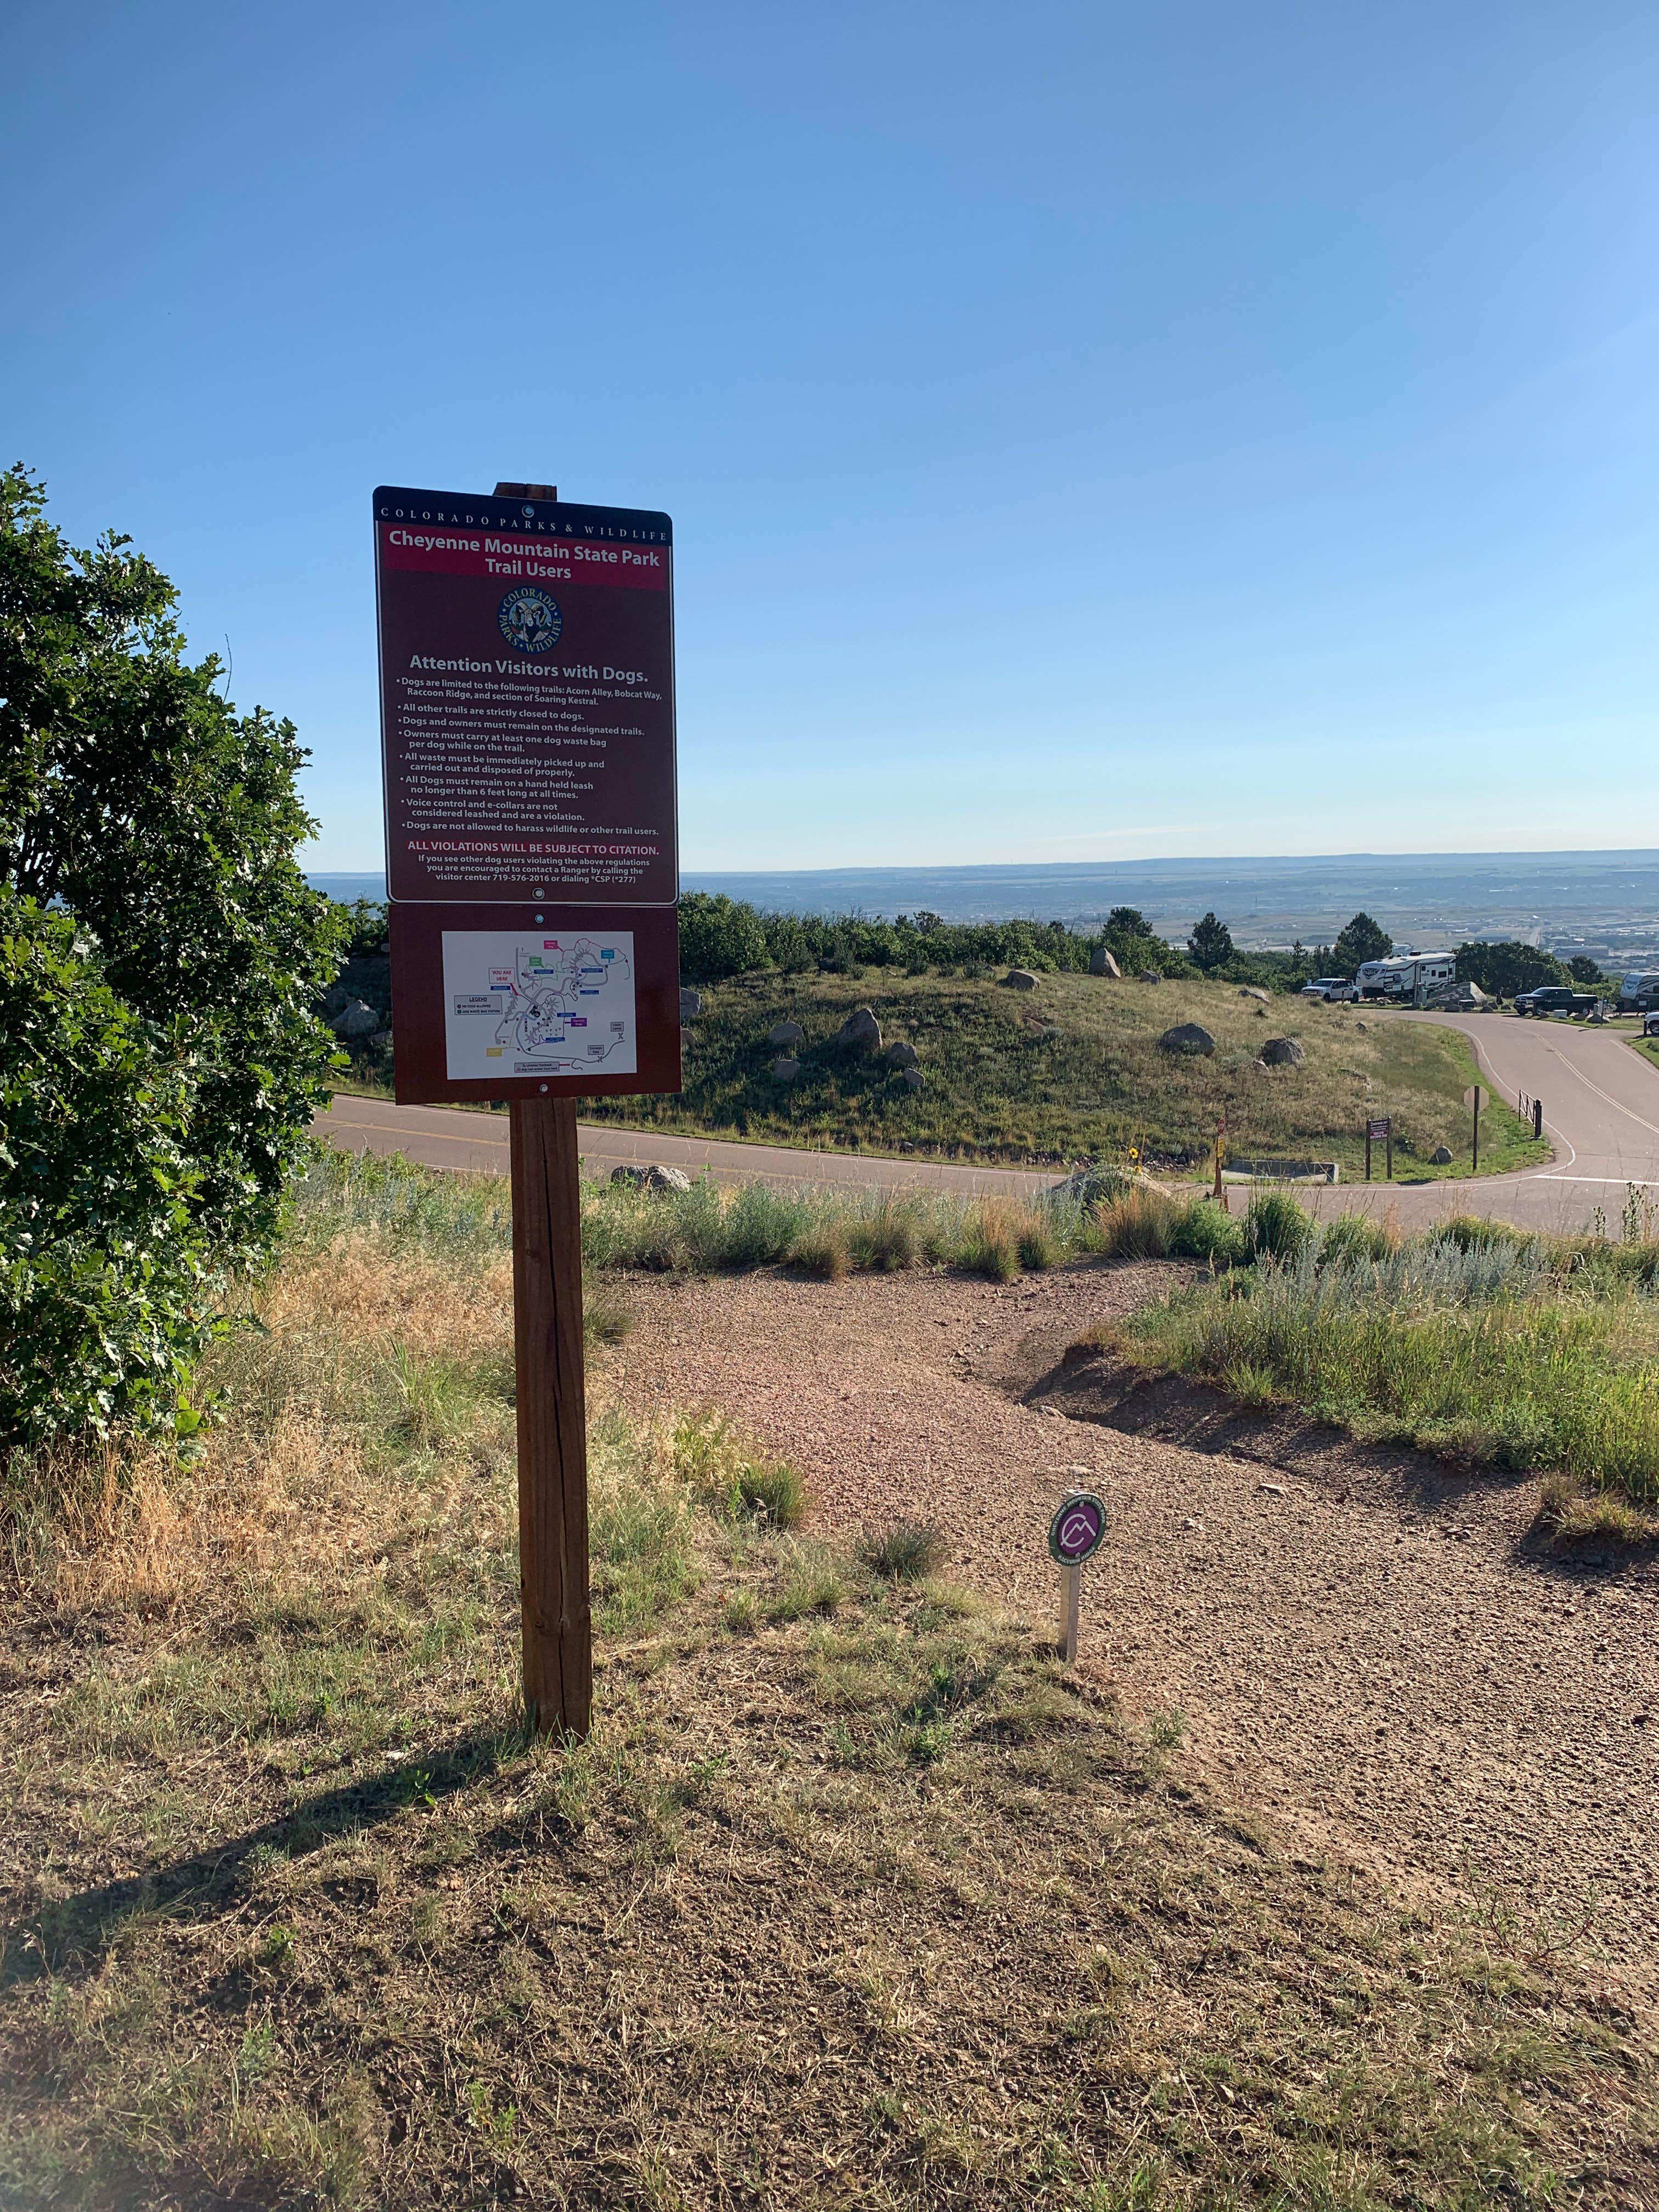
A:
[[1296, 1012, 1659, 1233], [313, 1092, 1059, 1199], [313, 1017, 1659, 1232]]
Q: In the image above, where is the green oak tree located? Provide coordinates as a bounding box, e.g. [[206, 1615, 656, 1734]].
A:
[[0, 465, 345, 1442]]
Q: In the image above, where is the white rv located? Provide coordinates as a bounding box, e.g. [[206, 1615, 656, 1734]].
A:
[[1356, 952, 1457, 1001]]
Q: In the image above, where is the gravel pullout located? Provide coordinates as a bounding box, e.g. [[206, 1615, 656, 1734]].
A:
[[614, 1260, 1659, 1997]]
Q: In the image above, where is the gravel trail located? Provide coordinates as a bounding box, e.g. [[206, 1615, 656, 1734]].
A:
[[613, 1261, 1659, 1995]]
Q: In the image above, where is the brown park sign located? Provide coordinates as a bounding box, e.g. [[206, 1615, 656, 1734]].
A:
[[374, 484, 681, 1107], [374, 486, 676, 906]]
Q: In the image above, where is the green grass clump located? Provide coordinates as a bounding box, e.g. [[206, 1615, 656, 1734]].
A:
[[1110, 1223, 1659, 1503], [669, 1409, 808, 1528], [857, 1521, 947, 1582]]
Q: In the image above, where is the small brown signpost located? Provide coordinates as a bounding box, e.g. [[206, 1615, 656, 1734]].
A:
[[1365, 1114, 1391, 1182], [1465, 1084, 1487, 1172], [374, 481, 680, 1737]]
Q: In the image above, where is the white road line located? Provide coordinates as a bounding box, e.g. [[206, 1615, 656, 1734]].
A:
[[1545, 1047, 1659, 1142]]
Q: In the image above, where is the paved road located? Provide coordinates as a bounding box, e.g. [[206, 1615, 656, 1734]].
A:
[[314, 1092, 1058, 1198], [313, 1016, 1659, 1231], [1295, 1012, 1659, 1233]]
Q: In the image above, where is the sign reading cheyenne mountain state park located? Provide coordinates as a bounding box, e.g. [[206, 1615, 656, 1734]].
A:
[[374, 486, 676, 906], [375, 485, 681, 1107]]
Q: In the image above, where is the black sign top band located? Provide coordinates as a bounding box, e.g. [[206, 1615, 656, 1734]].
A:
[[373, 486, 673, 546]]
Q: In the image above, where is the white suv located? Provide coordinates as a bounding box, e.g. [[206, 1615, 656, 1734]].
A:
[[1300, 977, 1356, 1002]]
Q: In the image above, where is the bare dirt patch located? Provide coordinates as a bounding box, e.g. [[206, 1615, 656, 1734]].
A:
[[616, 1260, 1659, 1997]]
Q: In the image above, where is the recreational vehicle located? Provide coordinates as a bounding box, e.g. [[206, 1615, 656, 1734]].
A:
[[1355, 953, 1457, 1001]]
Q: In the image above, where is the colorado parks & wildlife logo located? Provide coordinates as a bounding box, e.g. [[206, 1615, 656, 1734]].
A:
[[498, 585, 563, 653]]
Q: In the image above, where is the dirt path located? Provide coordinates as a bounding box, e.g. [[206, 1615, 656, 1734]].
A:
[[612, 1261, 1659, 1996]]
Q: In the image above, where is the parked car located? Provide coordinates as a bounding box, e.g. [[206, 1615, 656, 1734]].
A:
[[1514, 986, 1600, 1018], [1644, 1011, 1659, 1038], [1299, 977, 1356, 1002]]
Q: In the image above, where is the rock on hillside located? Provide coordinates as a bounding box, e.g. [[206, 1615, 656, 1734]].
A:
[[1160, 1023, 1215, 1057], [836, 1007, 883, 1052], [1089, 947, 1121, 977], [885, 1041, 919, 1068], [1259, 1037, 1306, 1068], [768, 1020, 806, 1048], [1005, 969, 1039, 990]]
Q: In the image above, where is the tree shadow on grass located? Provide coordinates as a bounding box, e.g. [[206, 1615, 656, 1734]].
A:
[[3, 1718, 529, 1988]]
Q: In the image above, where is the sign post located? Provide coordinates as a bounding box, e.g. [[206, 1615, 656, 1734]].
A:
[[374, 481, 680, 1737], [1365, 1114, 1390, 1183], [1048, 1488, 1108, 1664], [1465, 1084, 1487, 1173]]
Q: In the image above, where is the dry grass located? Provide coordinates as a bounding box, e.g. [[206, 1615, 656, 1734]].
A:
[[2, 1192, 1656, 2208]]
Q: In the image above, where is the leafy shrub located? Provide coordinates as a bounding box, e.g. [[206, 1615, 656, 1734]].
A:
[[0, 895, 219, 1445], [1, 466, 343, 1444], [1169, 1199, 1247, 1267], [1245, 1189, 1314, 1265], [1317, 1213, 1393, 1268]]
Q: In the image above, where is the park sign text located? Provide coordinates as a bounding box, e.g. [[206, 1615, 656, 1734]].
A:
[[374, 484, 681, 1105]]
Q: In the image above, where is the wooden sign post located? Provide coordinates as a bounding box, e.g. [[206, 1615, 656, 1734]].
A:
[[374, 479, 681, 1737], [1365, 1114, 1390, 1183], [1465, 1084, 1487, 1174]]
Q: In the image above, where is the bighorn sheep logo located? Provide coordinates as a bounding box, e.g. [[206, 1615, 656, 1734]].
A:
[[498, 586, 563, 654]]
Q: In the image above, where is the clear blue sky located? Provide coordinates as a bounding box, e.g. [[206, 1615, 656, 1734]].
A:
[[7, 2, 1658, 871]]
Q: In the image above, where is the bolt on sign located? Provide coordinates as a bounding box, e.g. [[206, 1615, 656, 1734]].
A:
[[373, 481, 684, 1743], [373, 483, 681, 1105]]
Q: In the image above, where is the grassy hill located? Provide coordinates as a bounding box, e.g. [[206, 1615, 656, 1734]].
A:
[[585, 970, 1547, 1181]]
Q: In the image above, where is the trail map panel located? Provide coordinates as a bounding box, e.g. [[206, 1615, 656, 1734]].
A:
[[373, 486, 676, 906], [387, 901, 681, 1105], [442, 929, 637, 1081]]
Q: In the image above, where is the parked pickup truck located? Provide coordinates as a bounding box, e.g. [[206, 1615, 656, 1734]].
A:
[[1514, 986, 1600, 1018]]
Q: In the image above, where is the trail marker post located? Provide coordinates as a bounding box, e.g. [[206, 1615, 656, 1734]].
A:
[[1048, 1486, 1108, 1665], [1465, 1084, 1487, 1173], [374, 479, 681, 1737]]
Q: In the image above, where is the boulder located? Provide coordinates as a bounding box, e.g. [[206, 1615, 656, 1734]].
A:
[[1005, 969, 1039, 991], [767, 1019, 806, 1048], [329, 997, 381, 1040], [1259, 1036, 1306, 1068], [1239, 986, 1270, 1002], [770, 1057, 800, 1084], [1057, 1163, 1130, 1208], [1088, 946, 1121, 978], [1354, 1020, 1367, 1032], [901, 1068, 924, 1091], [884, 1040, 919, 1068], [1431, 1146, 1454, 1165], [1138, 969, 1161, 984], [836, 1006, 882, 1052], [1159, 1022, 1215, 1057], [679, 989, 702, 1022], [610, 1164, 693, 1193], [368, 1030, 394, 1052]]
